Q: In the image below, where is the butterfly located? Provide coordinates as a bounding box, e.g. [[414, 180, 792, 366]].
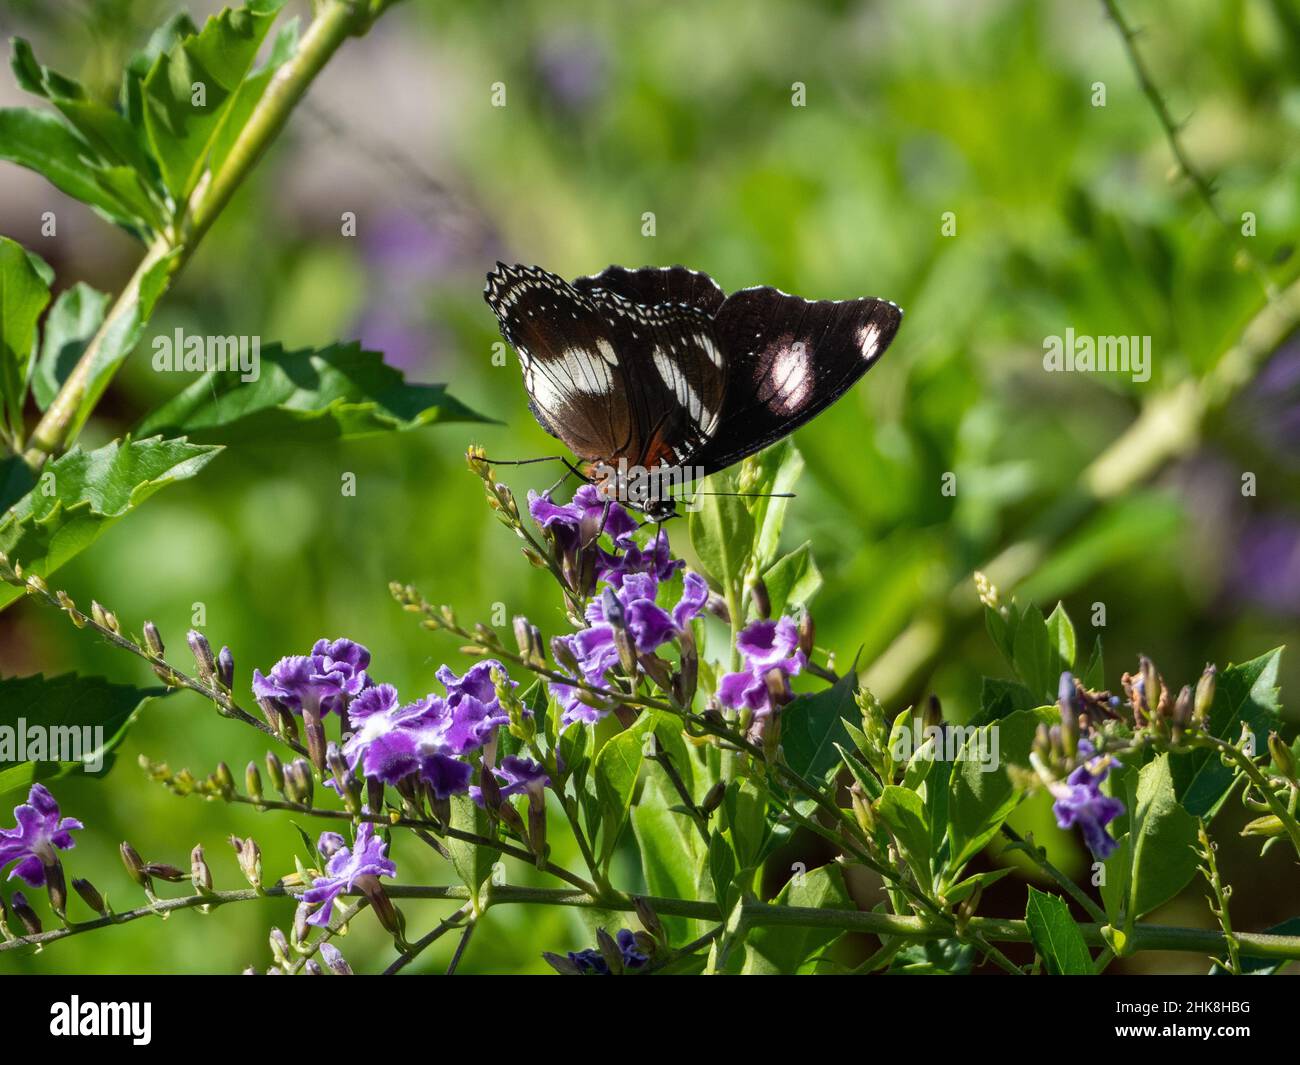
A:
[[483, 263, 903, 520]]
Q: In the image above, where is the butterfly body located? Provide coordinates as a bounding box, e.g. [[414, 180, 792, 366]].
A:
[[484, 263, 902, 518]]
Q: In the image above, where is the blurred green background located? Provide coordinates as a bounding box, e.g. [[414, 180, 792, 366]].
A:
[[1, 0, 1298, 973]]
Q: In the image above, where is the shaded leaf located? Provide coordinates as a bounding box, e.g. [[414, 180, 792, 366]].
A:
[[32, 282, 109, 410], [738, 864, 850, 974], [1025, 886, 1091, 975], [781, 668, 857, 784], [0, 236, 51, 434]]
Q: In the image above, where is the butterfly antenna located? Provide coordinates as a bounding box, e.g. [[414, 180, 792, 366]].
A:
[[687, 491, 796, 500]]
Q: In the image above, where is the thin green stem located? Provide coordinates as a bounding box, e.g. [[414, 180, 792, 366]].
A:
[[1000, 824, 1108, 924]]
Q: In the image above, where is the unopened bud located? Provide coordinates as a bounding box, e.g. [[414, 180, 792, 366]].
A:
[[1194, 665, 1216, 726], [551, 636, 581, 675], [187, 629, 216, 681], [320, 942, 353, 975], [142, 863, 185, 882], [1268, 732, 1296, 783], [44, 859, 67, 919], [143, 621, 165, 657], [11, 891, 41, 935], [798, 611, 815, 657], [633, 896, 664, 943], [216, 646, 234, 689], [191, 844, 213, 894], [72, 877, 108, 916], [595, 927, 624, 975], [265, 751, 285, 795], [543, 951, 582, 975], [90, 601, 120, 633], [230, 836, 262, 889], [286, 758, 314, 808], [699, 781, 726, 816], [215, 761, 236, 799], [269, 926, 291, 967], [245, 761, 264, 803], [120, 841, 150, 889], [749, 577, 770, 619]]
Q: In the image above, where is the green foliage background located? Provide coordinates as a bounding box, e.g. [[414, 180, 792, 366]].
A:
[[0, 0, 1297, 973]]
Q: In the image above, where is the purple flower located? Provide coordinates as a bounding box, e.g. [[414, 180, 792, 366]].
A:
[[316, 832, 346, 859], [597, 527, 682, 588], [436, 659, 516, 713], [0, 784, 82, 887], [529, 484, 639, 554], [717, 617, 806, 716], [302, 823, 396, 927], [252, 638, 372, 718], [343, 687, 440, 785], [1051, 748, 1125, 860], [471, 756, 550, 805], [565, 928, 648, 974]]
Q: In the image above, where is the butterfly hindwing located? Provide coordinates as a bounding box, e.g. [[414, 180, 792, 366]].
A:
[[693, 286, 902, 474]]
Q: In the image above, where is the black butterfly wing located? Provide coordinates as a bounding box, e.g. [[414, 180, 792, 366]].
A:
[[484, 264, 726, 470], [691, 286, 902, 475], [484, 263, 641, 461], [573, 264, 726, 316]]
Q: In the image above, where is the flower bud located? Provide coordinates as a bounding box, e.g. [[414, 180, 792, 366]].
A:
[[191, 844, 213, 894], [230, 835, 262, 889], [265, 751, 286, 795], [269, 926, 291, 967], [798, 611, 815, 658], [674, 623, 699, 707], [302, 959, 324, 975], [287, 758, 314, 808], [633, 896, 664, 944], [699, 781, 726, 817], [11, 891, 41, 936], [478, 764, 504, 819], [320, 942, 353, 975], [216, 646, 235, 689], [513, 616, 544, 663], [245, 761, 264, 803], [142, 863, 186, 882], [72, 877, 108, 916], [1057, 673, 1079, 757], [1242, 814, 1286, 838], [1268, 732, 1296, 783], [120, 841, 151, 890], [595, 927, 624, 975], [1194, 664, 1216, 727], [44, 858, 67, 919], [215, 761, 236, 800], [527, 789, 548, 868], [90, 601, 120, 634], [542, 951, 582, 975], [551, 636, 581, 675], [143, 621, 165, 657], [749, 577, 770, 619], [187, 629, 217, 682], [357, 876, 405, 943]]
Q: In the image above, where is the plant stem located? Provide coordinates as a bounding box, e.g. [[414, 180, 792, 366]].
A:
[[23, 0, 392, 465], [1000, 824, 1108, 924]]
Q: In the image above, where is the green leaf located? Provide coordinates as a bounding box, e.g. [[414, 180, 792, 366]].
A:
[[889, 938, 975, 975], [207, 18, 299, 178], [1080, 635, 1105, 690], [0, 236, 52, 435], [738, 864, 850, 974], [781, 668, 857, 784], [0, 436, 222, 612], [946, 708, 1045, 873], [744, 438, 803, 571], [1012, 603, 1069, 702], [631, 775, 702, 943], [1044, 602, 1076, 674], [0, 673, 165, 797], [0, 109, 151, 231], [142, 0, 287, 202], [1025, 886, 1091, 975], [1172, 649, 1283, 819], [593, 711, 657, 863], [876, 785, 932, 890], [1106, 754, 1200, 923], [447, 792, 494, 902], [135, 341, 491, 443], [974, 677, 1039, 725], [762, 540, 822, 616], [720, 776, 769, 871], [687, 468, 753, 598], [707, 829, 737, 911], [32, 283, 109, 410]]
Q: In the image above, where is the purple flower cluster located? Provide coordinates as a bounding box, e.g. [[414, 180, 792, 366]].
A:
[[302, 823, 396, 927], [341, 660, 518, 799], [717, 617, 806, 718], [532, 486, 707, 728], [0, 784, 81, 887], [253, 638, 372, 718], [1050, 741, 1125, 860]]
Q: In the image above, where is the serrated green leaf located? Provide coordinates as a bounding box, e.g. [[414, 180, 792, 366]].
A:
[[142, 0, 286, 202], [134, 341, 490, 443], [1013, 603, 1070, 702], [1172, 649, 1283, 819], [0, 435, 222, 611], [781, 668, 857, 784], [1025, 886, 1091, 975], [0, 673, 165, 797], [0, 109, 149, 232], [447, 792, 494, 902], [1045, 602, 1076, 673]]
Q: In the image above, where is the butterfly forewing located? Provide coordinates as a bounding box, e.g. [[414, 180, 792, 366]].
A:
[[692, 287, 902, 474], [572, 264, 726, 316]]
